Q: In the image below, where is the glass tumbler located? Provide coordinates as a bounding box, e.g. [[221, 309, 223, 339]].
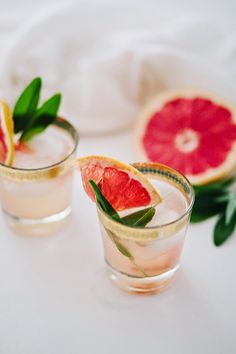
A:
[[0, 119, 79, 236], [97, 162, 194, 294]]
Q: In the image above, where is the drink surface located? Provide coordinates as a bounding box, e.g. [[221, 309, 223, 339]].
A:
[[13, 125, 74, 169]]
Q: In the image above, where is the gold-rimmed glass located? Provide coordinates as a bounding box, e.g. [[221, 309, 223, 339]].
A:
[[0, 119, 79, 236], [97, 162, 194, 294]]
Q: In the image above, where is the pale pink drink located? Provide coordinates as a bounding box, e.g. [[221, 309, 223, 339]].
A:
[[0, 119, 78, 235], [97, 163, 194, 294]]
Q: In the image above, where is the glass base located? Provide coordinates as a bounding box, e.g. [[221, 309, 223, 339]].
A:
[[106, 262, 180, 295], [2, 206, 71, 236]]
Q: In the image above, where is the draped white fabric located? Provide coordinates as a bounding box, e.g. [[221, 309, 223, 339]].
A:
[[0, 2, 236, 135]]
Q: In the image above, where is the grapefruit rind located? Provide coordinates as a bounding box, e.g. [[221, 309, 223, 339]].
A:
[[0, 100, 14, 166], [133, 89, 236, 185], [77, 155, 162, 209]]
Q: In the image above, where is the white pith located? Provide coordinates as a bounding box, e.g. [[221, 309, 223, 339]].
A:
[[175, 129, 199, 153]]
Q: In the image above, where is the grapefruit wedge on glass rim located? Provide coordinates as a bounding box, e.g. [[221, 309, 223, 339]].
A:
[[0, 99, 14, 165], [77, 155, 161, 211], [133, 89, 236, 185]]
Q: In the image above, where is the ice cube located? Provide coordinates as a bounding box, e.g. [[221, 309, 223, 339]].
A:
[[148, 208, 180, 227]]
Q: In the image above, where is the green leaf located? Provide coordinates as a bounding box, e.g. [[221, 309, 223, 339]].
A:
[[191, 188, 227, 223], [89, 182, 150, 276], [120, 207, 155, 227], [89, 180, 156, 227], [106, 229, 134, 260], [13, 78, 62, 142], [194, 177, 234, 194], [193, 189, 228, 204], [214, 212, 236, 246], [33, 93, 61, 122], [216, 194, 230, 203], [225, 189, 236, 225], [88, 180, 120, 222], [13, 77, 42, 133], [191, 211, 219, 223], [105, 228, 148, 276], [19, 126, 46, 142], [191, 201, 227, 223], [21, 93, 61, 141]]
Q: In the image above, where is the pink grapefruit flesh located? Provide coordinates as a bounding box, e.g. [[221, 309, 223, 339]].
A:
[[0, 100, 14, 165], [78, 155, 161, 211], [0, 128, 7, 163], [134, 90, 236, 185]]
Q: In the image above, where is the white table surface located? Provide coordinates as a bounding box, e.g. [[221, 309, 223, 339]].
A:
[[0, 131, 236, 354]]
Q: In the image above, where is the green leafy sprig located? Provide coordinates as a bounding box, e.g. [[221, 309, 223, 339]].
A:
[[89, 180, 155, 276], [13, 77, 61, 142], [191, 177, 236, 246]]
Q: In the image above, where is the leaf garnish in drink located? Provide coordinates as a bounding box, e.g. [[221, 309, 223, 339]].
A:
[[105, 229, 134, 259], [89, 179, 156, 276], [13, 77, 41, 134], [105, 228, 148, 277], [191, 177, 236, 246], [120, 207, 155, 227], [13, 77, 61, 142], [88, 180, 120, 222]]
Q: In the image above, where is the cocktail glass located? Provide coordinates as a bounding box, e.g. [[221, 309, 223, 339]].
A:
[[97, 162, 194, 294], [0, 118, 79, 236]]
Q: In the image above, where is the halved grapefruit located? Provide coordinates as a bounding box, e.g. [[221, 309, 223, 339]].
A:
[[77, 155, 161, 211], [0, 100, 14, 165], [133, 89, 236, 185]]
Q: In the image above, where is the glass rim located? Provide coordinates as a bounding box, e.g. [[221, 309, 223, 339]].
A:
[[97, 162, 195, 231], [0, 118, 79, 182]]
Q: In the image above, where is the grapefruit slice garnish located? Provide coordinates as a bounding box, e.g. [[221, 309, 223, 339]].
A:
[[77, 155, 161, 211], [134, 89, 236, 185], [0, 99, 14, 165]]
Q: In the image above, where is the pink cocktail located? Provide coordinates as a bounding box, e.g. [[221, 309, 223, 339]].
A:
[[0, 119, 78, 235], [97, 162, 194, 294]]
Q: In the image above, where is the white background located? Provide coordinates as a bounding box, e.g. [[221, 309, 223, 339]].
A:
[[0, 1, 236, 354]]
